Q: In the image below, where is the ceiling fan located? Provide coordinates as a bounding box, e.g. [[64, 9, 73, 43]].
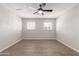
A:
[[29, 3, 53, 15]]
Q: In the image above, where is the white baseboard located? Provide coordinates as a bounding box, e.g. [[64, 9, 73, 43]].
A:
[[0, 39, 22, 52], [57, 39, 79, 53], [23, 38, 56, 40]]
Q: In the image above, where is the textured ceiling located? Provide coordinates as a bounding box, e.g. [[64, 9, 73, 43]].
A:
[[2, 3, 77, 18]]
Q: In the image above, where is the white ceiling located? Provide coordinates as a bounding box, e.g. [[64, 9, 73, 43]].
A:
[[2, 3, 77, 18]]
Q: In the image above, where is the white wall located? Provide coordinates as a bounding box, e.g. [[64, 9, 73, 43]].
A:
[[0, 4, 22, 52], [22, 18, 56, 40], [56, 4, 79, 52]]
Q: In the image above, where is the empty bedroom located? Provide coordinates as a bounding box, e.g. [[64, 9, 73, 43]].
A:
[[0, 3, 79, 56]]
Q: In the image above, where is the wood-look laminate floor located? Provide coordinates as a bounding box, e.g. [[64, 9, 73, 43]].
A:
[[1, 40, 79, 56]]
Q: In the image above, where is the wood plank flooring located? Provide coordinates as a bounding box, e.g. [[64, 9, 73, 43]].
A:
[[0, 40, 79, 56]]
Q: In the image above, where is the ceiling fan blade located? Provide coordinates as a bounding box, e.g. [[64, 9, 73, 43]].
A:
[[39, 3, 46, 8], [43, 10, 53, 12], [41, 3, 46, 7], [28, 7, 37, 10]]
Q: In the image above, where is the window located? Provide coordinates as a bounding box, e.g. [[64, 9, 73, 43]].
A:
[[26, 22, 36, 30], [43, 22, 52, 30]]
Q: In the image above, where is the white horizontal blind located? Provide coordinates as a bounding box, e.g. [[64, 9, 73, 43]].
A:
[[43, 22, 53, 30], [26, 22, 36, 30], [22, 18, 56, 40]]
